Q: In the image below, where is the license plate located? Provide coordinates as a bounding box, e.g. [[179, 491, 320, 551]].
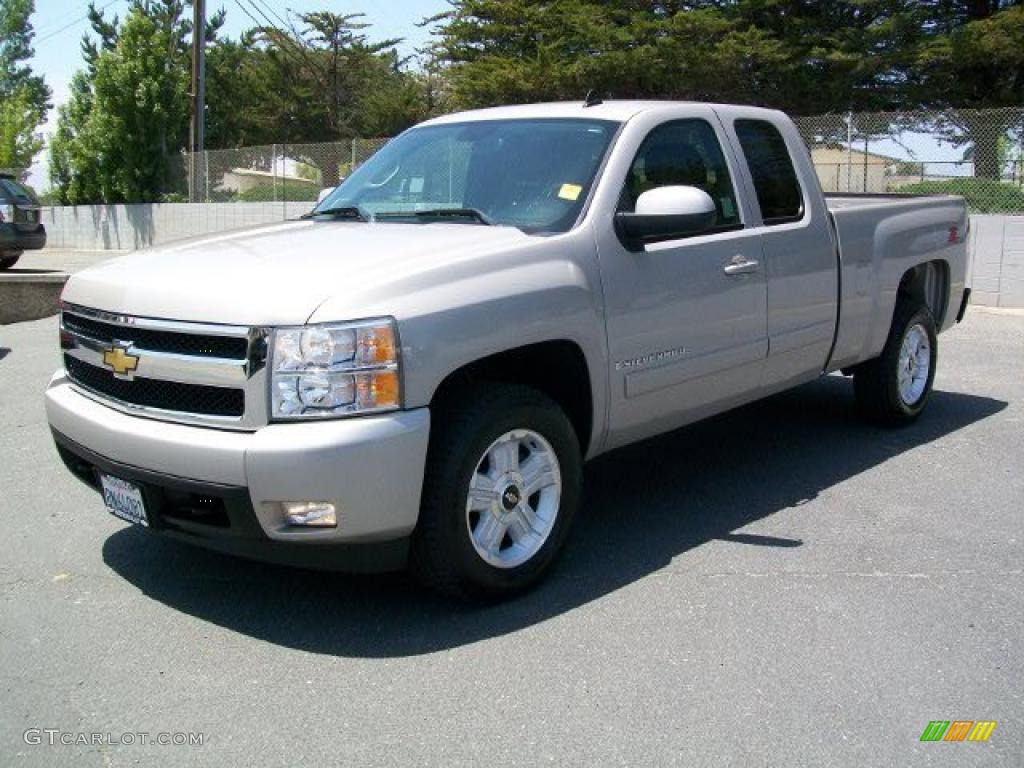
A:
[[99, 474, 149, 527]]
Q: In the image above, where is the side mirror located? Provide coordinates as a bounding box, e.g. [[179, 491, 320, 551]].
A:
[[317, 187, 335, 204], [615, 186, 716, 245]]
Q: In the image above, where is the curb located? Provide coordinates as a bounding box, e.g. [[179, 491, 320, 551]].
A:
[[0, 272, 68, 324]]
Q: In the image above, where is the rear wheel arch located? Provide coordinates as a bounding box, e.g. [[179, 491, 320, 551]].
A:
[[897, 260, 949, 328]]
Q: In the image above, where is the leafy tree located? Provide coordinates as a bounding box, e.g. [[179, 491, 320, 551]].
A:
[[48, 72, 98, 202], [208, 10, 430, 185], [49, 0, 225, 203], [906, 2, 1024, 179], [0, 87, 43, 172], [0, 0, 50, 171], [428, 1, 919, 112]]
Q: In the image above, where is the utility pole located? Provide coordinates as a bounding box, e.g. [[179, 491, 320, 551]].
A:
[[189, 0, 206, 203]]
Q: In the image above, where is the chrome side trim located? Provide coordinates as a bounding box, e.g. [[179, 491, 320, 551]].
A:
[[62, 302, 252, 339], [65, 336, 249, 388]]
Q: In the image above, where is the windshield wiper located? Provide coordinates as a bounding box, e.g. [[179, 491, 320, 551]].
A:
[[301, 205, 368, 221], [375, 208, 495, 226]]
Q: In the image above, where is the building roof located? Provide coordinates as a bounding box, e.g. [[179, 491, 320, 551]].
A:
[[226, 168, 315, 184]]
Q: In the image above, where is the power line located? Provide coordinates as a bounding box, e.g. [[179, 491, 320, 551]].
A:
[[34, 0, 122, 45], [249, 0, 299, 40], [237, 0, 325, 82], [231, 0, 307, 77]]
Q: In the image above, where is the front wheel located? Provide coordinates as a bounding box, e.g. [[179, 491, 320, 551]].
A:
[[854, 301, 938, 426], [410, 384, 582, 600], [0, 253, 20, 270]]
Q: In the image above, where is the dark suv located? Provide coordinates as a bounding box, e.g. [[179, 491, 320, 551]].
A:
[[0, 174, 46, 270]]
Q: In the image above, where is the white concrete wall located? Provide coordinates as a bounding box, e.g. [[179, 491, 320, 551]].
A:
[[967, 215, 1024, 308], [40, 202, 315, 251]]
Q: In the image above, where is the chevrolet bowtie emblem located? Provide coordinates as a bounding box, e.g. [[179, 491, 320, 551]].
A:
[[103, 341, 139, 378]]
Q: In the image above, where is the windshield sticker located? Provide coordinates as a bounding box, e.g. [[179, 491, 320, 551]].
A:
[[558, 183, 583, 201]]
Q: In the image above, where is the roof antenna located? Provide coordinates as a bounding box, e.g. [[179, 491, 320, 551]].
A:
[[583, 90, 603, 108]]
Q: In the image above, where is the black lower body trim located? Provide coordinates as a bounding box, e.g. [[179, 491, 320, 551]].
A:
[[956, 287, 971, 323], [51, 429, 409, 573]]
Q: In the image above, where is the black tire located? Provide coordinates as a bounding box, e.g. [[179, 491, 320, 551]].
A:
[[410, 383, 582, 600], [0, 254, 20, 270], [854, 301, 938, 426]]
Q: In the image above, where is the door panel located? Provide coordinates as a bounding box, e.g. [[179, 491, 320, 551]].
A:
[[600, 229, 767, 448], [722, 115, 839, 388], [596, 117, 768, 450]]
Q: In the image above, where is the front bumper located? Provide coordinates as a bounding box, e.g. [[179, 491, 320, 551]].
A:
[[46, 373, 431, 572]]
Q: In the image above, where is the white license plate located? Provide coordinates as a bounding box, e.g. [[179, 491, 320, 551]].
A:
[[99, 474, 149, 527]]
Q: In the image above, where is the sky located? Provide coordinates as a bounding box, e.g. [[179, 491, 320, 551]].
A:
[[25, 0, 448, 187]]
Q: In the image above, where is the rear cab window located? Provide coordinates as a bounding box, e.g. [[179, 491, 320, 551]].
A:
[[734, 120, 804, 225]]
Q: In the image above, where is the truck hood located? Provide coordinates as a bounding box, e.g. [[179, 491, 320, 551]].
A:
[[62, 220, 534, 326]]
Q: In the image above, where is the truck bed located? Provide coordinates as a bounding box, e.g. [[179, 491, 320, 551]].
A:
[[824, 192, 969, 372]]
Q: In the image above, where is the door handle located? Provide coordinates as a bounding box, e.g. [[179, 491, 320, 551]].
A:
[[723, 255, 760, 276]]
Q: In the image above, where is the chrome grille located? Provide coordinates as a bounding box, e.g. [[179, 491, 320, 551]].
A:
[[62, 312, 249, 359], [63, 356, 245, 418], [60, 304, 268, 430]]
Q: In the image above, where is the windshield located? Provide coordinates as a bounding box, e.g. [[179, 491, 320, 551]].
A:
[[315, 118, 619, 233]]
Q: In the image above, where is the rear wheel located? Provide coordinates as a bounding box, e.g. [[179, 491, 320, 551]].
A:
[[411, 384, 582, 600], [854, 301, 938, 426], [0, 253, 20, 270]]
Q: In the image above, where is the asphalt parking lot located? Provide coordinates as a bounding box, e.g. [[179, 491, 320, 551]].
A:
[[1, 309, 1021, 767]]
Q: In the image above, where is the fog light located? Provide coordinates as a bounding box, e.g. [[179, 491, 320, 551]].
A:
[[282, 501, 337, 527]]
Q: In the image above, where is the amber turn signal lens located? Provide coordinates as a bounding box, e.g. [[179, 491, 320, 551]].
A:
[[357, 370, 400, 408]]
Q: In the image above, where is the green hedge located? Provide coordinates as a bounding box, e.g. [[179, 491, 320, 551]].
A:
[[234, 184, 319, 202], [895, 178, 1024, 214]]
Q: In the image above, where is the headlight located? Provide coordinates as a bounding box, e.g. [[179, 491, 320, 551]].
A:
[[270, 318, 401, 420]]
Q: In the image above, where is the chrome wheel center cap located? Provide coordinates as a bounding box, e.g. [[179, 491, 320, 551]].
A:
[[500, 484, 522, 512]]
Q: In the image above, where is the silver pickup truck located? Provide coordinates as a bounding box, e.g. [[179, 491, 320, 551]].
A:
[[46, 101, 969, 599]]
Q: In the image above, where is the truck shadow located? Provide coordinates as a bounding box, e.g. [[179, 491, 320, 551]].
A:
[[102, 376, 1006, 657]]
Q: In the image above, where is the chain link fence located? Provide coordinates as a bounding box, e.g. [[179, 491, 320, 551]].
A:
[[184, 138, 389, 204], [792, 108, 1024, 213], [176, 108, 1022, 213]]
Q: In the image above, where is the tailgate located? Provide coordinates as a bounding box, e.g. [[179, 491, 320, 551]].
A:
[[1, 178, 43, 233]]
